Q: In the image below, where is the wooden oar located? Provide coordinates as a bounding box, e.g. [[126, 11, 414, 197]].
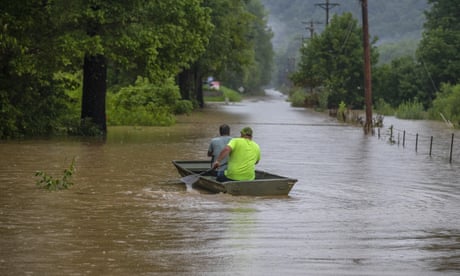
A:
[[180, 167, 215, 186]]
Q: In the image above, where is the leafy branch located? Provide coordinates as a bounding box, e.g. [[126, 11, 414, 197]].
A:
[[35, 157, 76, 191]]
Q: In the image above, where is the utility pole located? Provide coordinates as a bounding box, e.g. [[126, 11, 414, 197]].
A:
[[302, 20, 322, 39], [315, 0, 339, 26], [361, 0, 373, 134]]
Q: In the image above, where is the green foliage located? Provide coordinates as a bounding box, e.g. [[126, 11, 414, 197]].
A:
[[221, 0, 274, 93], [337, 101, 347, 121], [0, 91, 19, 138], [316, 88, 329, 111], [263, 0, 428, 88], [0, 0, 274, 138], [1, 0, 214, 138], [374, 98, 395, 116], [204, 86, 242, 102], [109, 106, 176, 126], [107, 77, 185, 126], [35, 157, 76, 191], [0, 1, 75, 138], [291, 13, 378, 109], [395, 100, 427, 120], [221, 87, 243, 102], [179, 0, 273, 104], [174, 100, 194, 115], [373, 56, 429, 109], [429, 83, 460, 127], [377, 39, 418, 65], [417, 0, 460, 90], [288, 88, 306, 107]]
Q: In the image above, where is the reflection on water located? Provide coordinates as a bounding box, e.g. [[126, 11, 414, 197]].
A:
[[1, 90, 460, 275]]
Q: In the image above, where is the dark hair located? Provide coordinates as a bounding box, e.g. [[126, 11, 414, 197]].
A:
[[219, 124, 230, 135]]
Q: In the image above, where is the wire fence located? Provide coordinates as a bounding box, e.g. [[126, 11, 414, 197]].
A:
[[376, 125, 457, 163]]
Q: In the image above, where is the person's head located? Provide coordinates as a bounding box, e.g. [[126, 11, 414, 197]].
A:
[[240, 126, 253, 138], [219, 124, 230, 136]]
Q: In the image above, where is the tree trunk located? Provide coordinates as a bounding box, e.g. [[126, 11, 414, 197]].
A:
[[195, 70, 204, 108], [178, 68, 193, 100], [179, 63, 204, 107], [81, 54, 107, 134]]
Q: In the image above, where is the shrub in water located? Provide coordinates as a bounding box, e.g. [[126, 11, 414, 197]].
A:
[[289, 88, 306, 107], [36, 158, 76, 191], [395, 100, 426, 120]]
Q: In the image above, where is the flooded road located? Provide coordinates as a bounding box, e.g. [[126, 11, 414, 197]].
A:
[[1, 89, 460, 275]]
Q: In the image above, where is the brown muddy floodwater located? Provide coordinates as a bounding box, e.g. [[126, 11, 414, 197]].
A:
[[1, 89, 460, 275]]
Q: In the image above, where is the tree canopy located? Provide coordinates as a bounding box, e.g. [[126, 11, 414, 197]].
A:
[[291, 13, 378, 109], [178, 0, 274, 107], [417, 0, 460, 89], [0, 0, 273, 138]]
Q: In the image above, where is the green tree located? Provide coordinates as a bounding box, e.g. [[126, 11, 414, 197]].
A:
[[417, 0, 460, 89], [221, 0, 274, 94], [291, 13, 378, 108], [0, 0, 213, 137], [430, 83, 460, 126], [66, 0, 213, 133], [0, 0, 70, 138], [108, 77, 188, 126], [178, 0, 273, 107], [373, 56, 428, 108]]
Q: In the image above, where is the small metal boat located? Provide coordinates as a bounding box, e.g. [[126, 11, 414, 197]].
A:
[[172, 160, 297, 196]]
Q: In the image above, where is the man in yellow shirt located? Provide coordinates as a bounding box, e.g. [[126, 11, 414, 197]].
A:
[[213, 127, 261, 181]]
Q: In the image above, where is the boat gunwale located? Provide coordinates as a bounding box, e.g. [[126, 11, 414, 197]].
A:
[[172, 160, 297, 182]]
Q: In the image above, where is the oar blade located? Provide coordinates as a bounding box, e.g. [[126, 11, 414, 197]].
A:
[[180, 174, 201, 186], [180, 167, 215, 186]]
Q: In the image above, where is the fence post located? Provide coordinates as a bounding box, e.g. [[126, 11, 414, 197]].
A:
[[389, 125, 393, 143], [403, 130, 406, 147], [429, 136, 433, 156], [450, 133, 454, 163]]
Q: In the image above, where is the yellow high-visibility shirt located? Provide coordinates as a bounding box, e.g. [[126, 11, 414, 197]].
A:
[[225, 138, 261, 181]]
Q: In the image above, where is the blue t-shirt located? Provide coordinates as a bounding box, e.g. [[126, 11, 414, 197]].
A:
[[208, 136, 232, 172]]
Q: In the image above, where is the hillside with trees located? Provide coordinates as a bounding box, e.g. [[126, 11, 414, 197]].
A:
[[261, 0, 429, 87], [282, 0, 460, 127]]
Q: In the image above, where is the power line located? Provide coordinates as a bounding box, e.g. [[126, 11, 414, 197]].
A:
[[315, 0, 340, 26], [339, 18, 355, 52], [301, 20, 323, 39]]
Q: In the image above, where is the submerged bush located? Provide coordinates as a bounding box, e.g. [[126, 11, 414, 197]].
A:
[[289, 88, 306, 107], [374, 98, 395, 116], [36, 158, 76, 191], [222, 87, 242, 102], [429, 83, 460, 127], [204, 86, 242, 102], [107, 77, 187, 126], [395, 100, 426, 119], [337, 101, 346, 121]]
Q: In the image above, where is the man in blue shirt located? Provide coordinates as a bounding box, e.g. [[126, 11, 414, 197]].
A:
[[208, 124, 232, 179]]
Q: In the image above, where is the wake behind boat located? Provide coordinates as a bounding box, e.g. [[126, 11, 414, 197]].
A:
[[172, 160, 297, 196]]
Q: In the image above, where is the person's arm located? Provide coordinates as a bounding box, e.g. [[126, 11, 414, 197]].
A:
[[213, 145, 232, 168], [255, 145, 261, 164]]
